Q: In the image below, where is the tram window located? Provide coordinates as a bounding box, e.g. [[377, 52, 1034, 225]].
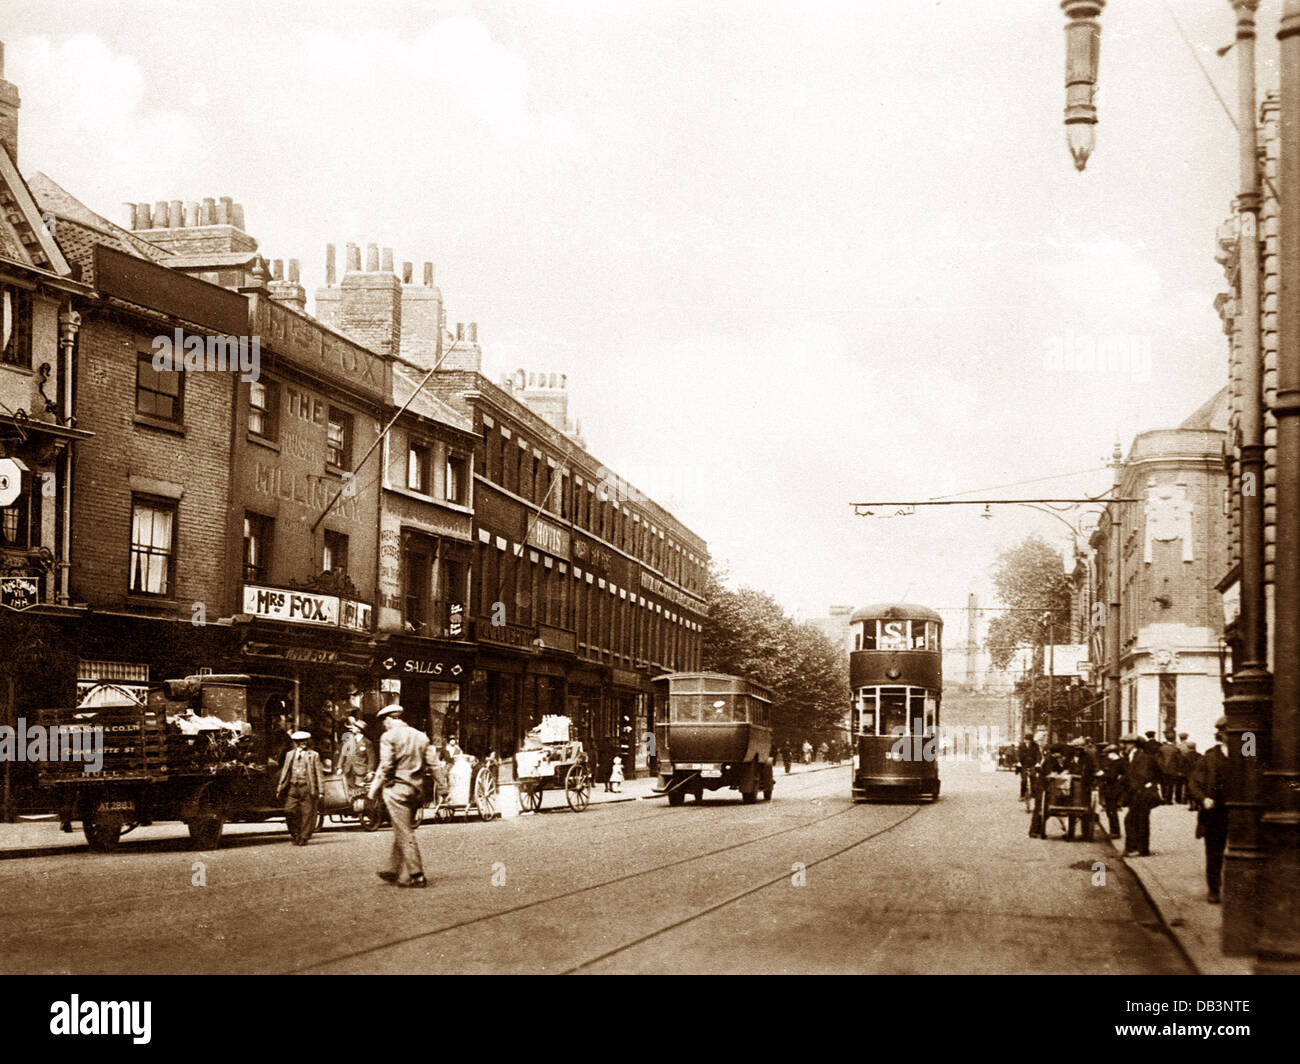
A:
[[877, 687, 908, 736], [854, 629, 862, 651], [860, 622, 876, 650], [912, 622, 932, 650], [924, 697, 937, 734], [908, 688, 926, 736], [857, 689, 877, 734]]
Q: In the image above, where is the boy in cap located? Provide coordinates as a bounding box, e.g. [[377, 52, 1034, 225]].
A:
[[277, 730, 325, 845], [368, 704, 431, 888]]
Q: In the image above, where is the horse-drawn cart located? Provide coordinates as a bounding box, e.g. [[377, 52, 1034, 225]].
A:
[[512, 716, 592, 813]]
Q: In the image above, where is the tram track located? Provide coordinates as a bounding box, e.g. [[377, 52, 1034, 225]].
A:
[[0, 767, 846, 950], [293, 778, 915, 974]]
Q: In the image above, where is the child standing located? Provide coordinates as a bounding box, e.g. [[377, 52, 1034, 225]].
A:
[[609, 756, 624, 793]]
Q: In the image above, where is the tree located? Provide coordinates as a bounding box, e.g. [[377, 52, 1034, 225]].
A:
[[700, 565, 849, 751], [984, 535, 1073, 671]]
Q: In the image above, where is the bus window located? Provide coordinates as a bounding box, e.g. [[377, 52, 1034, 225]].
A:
[[877, 619, 909, 651], [877, 687, 908, 735], [673, 695, 702, 722], [704, 697, 731, 723]]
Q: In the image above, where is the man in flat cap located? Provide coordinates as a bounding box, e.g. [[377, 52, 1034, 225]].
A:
[[1189, 717, 1231, 903], [1120, 733, 1159, 856], [277, 730, 325, 845], [368, 704, 431, 888]]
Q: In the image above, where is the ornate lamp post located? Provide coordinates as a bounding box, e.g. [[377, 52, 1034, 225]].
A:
[[1063, 1, 1105, 170]]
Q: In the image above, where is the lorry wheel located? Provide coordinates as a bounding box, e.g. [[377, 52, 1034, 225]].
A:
[[741, 789, 757, 804], [667, 785, 685, 807], [188, 814, 224, 850], [84, 811, 122, 853]]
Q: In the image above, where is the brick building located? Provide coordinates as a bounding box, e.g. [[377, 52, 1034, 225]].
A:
[[316, 254, 708, 778], [1089, 392, 1229, 746]]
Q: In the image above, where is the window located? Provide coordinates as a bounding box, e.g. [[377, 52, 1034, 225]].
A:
[[403, 533, 435, 632], [446, 453, 468, 504], [136, 351, 183, 421], [1158, 673, 1177, 735], [323, 530, 348, 574], [327, 408, 352, 469], [248, 378, 279, 440], [129, 498, 176, 596], [0, 473, 37, 548], [408, 442, 431, 494], [1, 286, 31, 366], [243, 512, 272, 583]]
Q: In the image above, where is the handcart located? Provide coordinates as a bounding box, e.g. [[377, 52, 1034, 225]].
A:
[[317, 773, 424, 832], [512, 715, 592, 813], [427, 754, 499, 823], [1042, 771, 1095, 841]]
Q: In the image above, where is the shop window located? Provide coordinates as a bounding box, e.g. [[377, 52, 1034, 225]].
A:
[[323, 529, 348, 575], [248, 378, 279, 440], [408, 441, 431, 494], [1, 287, 31, 366], [243, 512, 273, 583], [129, 497, 176, 596], [136, 351, 183, 422], [327, 408, 352, 470]]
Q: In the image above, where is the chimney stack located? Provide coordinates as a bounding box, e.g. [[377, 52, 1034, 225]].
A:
[[468, 322, 477, 343], [272, 259, 284, 281], [135, 203, 152, 229], [346, 243, 361, 272], [184, 201, 199, 227], [217, 196, 233, 225], [402, 261, 413, 284], [152, 201, 168, 228], [200, 198, 215, 225], [380, 247, 393, 274], [456, 323, 464, 341], [168, 200, 183, 228], [124, 203, 138, 229], [288, 259, 300, 283], [366, 243, 379, 272], [325, 244, 337, 285], [0, 42, 21, 164], [231, 203, 245, 231]]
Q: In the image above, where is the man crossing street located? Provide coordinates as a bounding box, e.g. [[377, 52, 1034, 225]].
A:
[[277, 730, 324, 845], [368, 704, 431, 888]]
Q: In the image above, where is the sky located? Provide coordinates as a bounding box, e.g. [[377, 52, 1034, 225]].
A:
[[4, 0, 1271, 627]]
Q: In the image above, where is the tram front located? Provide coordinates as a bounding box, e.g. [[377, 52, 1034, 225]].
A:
[[848, 603, 942, 802]]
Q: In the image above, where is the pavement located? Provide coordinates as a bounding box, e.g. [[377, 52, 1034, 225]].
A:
[[1103, 802, 1253, 976]]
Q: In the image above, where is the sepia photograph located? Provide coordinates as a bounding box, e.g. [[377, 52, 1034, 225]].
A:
[[0, 0, 1290, 1034]]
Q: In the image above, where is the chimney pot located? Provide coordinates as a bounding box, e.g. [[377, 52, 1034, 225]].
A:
[[216, 197, 232, 225], [423, 262, 434, 286], [346, 243, 361, 272], [124, 203, 138, 229], [456, 323, 464, 341], [272, 259, 284, 281], [325, 244, 337, 285], [402, 261, 413, 284], [154, 200, 168, 227], [381, 247, 394, 273], [136, 203, 152, 229], [200, 198, 216, 225], [184, 202, 199, 227], [168, 199, 183, 228], [366, 243, 379, 272], [231, 203, 246, 231], [468, 322, 478, 343], [289, 258, 300, 284]]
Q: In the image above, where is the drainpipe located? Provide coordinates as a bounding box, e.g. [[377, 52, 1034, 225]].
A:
[[56, 306, 80, 606]]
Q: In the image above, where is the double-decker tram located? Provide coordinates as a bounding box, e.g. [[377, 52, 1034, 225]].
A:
[[654, 673, 774, 806], [849, 603, 942, 802]]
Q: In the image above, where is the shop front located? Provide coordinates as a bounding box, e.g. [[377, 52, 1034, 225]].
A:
[[372, 635, 474, 748]]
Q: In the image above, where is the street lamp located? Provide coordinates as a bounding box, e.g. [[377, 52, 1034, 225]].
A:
[[1063, 0, 1105, 170]]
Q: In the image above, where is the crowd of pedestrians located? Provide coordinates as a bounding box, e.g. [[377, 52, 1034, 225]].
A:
[[1017, 725, 1225, 903]]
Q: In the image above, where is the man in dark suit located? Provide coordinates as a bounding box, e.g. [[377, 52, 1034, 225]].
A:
[[1189, 717, 1230, 904], [1121, 734, 1160, 856], [1097, 743, 1127, 838], [1017, 733, 1040, 799], [277, 730, 325, 845]]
